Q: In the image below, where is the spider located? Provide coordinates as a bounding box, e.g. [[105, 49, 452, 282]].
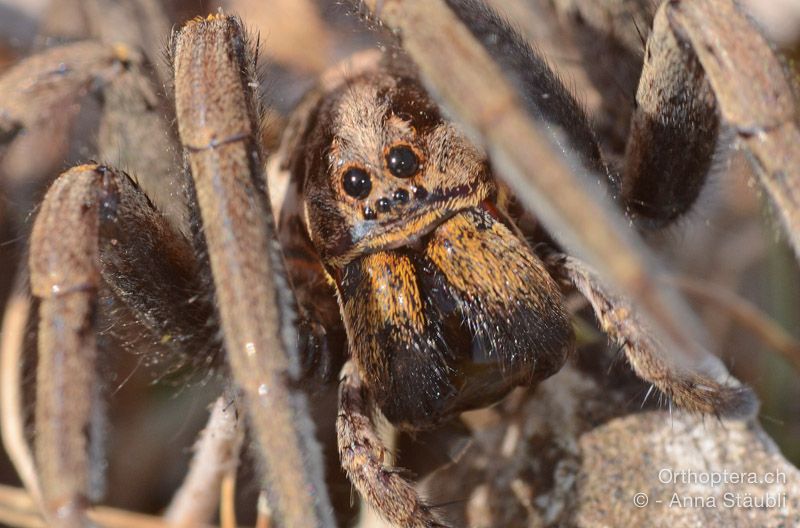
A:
[[0, 0, 797, 527]]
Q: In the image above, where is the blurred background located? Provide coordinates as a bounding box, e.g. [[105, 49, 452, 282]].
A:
[[0, 0, 798, 525]]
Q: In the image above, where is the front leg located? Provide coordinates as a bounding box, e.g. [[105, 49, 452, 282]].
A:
[[336, 361, 448, 528], [622, 0, 799, 244], [172, 15, 333, 526], [543, 250, 757, 418], [28, 163, 211, 526]]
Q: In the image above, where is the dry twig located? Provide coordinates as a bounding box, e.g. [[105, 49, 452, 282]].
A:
[[165, 395, 244, 527], [673, 275, 800, 373], [0, 275, 42, 510]]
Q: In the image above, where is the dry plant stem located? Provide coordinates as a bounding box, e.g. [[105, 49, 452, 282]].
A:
[[359, 0, 713, 370], [0, 273, 42, 510], [165, 396, 244, 527], [29, 166, 105, 528], [674, 276, 800, 373], [337, 361, 447, 528], [254, 491, 272, 528], [172, 16, 333, 527], [219, 474, 236, 528], [0, 484, 214, 528], [546, 253, 757, 418], [664, 0, 800, 260]]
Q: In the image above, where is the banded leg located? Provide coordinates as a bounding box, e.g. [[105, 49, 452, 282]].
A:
[[0, 30, 181, 217], [29, 164, 211, 526], [0, 37, 183, 308], [336, 362, 448, 528], [37, 0, 174, 85]]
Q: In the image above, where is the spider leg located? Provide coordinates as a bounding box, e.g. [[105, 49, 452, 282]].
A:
[[484, 0, 650, 152], [619, 1, 720, 228], [28, 163, 214, 526], [443, 0, 606, 176], [336, 361, 449, 528], [544, 251, 758, 419], [644, 0, 799, 258], [37, 0, 173, 86], [0, 41, 129, 202], [516, 0, 732, 231], [224, 0, 336, 74], [620, 0, 800, 255], [30, 165, 111, 527], [0, 36, 184, 307], [97, 47, 187, 233], [172, 15, 334, 525]]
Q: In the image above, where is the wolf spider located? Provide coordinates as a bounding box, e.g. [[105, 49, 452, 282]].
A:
[[0, 0, 798, 526]]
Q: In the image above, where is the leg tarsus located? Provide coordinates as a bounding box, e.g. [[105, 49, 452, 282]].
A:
[[543, 251, 758, 420]]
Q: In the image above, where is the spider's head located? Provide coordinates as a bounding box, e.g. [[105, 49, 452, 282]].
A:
[[292, 64, 495, 269]]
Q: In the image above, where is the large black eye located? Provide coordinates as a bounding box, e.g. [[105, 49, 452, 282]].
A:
[[342, 168, 372, 199], [386, 145, 419, 178]]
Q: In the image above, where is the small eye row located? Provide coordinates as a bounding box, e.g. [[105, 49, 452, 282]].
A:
[[362, 185, 427, 220], [341, 145, 421, 200]]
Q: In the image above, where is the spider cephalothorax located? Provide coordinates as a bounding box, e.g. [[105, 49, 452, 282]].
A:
[[277, 58, 573, 428]]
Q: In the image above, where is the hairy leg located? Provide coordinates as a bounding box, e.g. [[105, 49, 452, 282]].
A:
[[37, 0, 173, 85], [336, 361, 448, 528], [621, 0, 720, 227], [172, 15, 334, 526], [28, 163, 212, 526], [0, 37, 183, 316], [662, 0, 799, 257], [0, 40, 128, 215], [543, 250, 758, 418], [620, 0, 798, 252]]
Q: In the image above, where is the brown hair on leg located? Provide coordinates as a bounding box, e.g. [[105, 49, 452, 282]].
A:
[[544, 251, 758, 419], [337, 361, 450, 528]]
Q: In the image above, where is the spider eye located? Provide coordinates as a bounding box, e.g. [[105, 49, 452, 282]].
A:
[[386, 145, 419, 178], [342, 168, 372, 199]]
